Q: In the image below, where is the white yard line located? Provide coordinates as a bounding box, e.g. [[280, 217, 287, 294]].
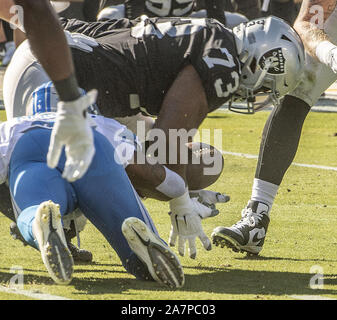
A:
[[218, 104, 337, 113], [289, 295, 337, 300], [220, 150, 337, 172], [0, 284, 71, 300]]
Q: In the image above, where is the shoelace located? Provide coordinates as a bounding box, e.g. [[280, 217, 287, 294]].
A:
[[233, 208, 264, 228]]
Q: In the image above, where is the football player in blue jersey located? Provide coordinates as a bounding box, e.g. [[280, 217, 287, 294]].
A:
[[2, 109, 188, 288]]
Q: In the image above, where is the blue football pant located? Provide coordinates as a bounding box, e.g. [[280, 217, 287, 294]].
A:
[[9, 127, 159, 280]]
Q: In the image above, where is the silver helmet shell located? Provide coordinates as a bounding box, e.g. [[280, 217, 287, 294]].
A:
[[230, 16, 305, 114]]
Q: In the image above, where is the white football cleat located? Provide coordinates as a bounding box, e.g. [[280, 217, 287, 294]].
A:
[[32, 201, 74, 285], [122, 217, 185, 289]]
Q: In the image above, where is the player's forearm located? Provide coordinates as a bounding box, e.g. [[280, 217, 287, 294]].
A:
[[126, 162, 186, 201], [294, 20, 329, 57], [13, 0, 80, 100], [294, 0, 336, 58], [14, 0, 73, 80]]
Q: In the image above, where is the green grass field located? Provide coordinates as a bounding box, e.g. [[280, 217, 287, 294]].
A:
[[0, 109, 337, 300]]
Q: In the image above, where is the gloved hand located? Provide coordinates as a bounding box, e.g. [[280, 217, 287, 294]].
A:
[[328, 47, 337, 73], [316, 41, 337, 73], [47, 90, 98, 182], [189, 189, 230, 215], [169, 190, 218, 259], [64, 30, 98, 53]]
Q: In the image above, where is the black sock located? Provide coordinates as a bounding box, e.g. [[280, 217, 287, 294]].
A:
[[255, 95, 310, 185]]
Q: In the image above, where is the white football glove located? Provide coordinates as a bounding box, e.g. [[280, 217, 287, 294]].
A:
[[64, 30, 98, 53], [316, 41, 337, 73], [168, 190, 218, 259], [189, 189, 230, 215], [329, 48, 337, 73], [47, 90, 98, 182]]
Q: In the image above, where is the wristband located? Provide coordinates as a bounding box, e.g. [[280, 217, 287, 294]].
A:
[[155, 167, 186, 199], [53, 73, 81, 102]]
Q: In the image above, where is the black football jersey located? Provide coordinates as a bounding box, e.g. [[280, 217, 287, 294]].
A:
[[124, 0, 195, 19], [124, 0, 227, 25], [61, 16, 241, 118]]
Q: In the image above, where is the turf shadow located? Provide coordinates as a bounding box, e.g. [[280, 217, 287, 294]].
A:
[[181, 267, 337, 297]]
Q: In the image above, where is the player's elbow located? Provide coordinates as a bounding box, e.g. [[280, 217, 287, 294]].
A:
[[293, 19, 307, 35]]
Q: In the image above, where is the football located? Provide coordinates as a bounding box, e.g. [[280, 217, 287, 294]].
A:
[[185, 142, 224, 190]]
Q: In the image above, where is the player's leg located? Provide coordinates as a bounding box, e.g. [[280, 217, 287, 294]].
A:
[[9, 128, 75, 284], [212, 50, 337, 255], [72, 130, 184, 288], [212, 95, 310, 254]]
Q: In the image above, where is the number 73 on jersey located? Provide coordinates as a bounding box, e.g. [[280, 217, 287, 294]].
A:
[[203, 47, 240, 98]]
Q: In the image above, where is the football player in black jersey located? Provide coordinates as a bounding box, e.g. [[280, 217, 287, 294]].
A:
[[56, 15, 305, 257], [6, 15, 305, 259], [59, 16, 304, 122], [97, 0, 244, 27]]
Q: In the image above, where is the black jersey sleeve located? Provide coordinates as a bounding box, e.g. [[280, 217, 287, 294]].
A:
[[192, 23, 241, 111], [60, 17, 134, 38]]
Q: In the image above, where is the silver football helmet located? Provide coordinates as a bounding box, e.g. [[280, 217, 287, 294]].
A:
[[229, 16, 305, 114]]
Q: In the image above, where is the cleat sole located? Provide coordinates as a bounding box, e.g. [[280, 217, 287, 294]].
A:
[[33, 201, 74, 285], [211, 231, 261, 255], [122, 217, 184, 289]]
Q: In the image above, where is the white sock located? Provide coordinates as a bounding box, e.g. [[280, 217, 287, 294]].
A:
[[251, 178, 279, 209]]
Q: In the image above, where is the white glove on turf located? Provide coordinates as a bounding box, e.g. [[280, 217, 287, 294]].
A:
[[189, 189, 230, 213], [47, 90, 98, 182], [316, 41, 337, 73], [169, 189, 218, 259]]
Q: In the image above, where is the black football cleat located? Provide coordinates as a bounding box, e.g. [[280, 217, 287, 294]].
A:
[[212, 201, 270, 255]]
